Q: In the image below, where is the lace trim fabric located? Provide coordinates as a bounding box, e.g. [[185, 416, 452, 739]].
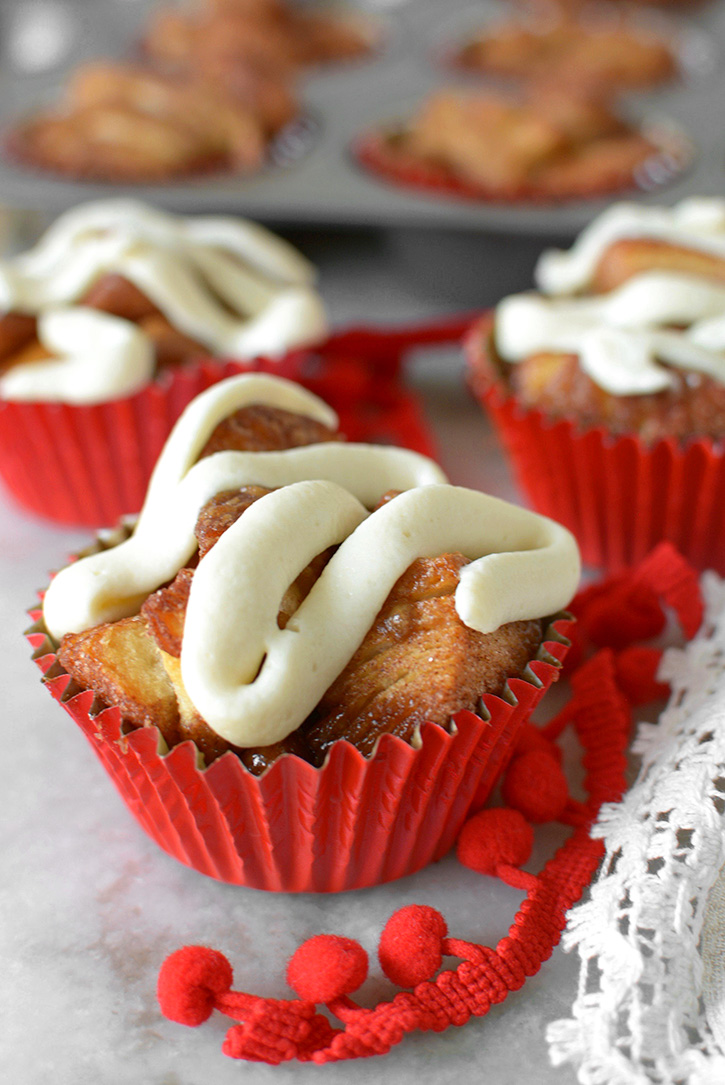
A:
[[547, 572, 725, 1084]]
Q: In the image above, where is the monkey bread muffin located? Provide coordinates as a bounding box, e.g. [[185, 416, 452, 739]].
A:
[[467, 197, 725, 572], [30, 373, 579, 891]]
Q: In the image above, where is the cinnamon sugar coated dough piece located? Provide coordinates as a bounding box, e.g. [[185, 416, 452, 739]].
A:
[[48, 373, 580, 769], [0, 200, 328, 405], [471, 198, 725, 441]]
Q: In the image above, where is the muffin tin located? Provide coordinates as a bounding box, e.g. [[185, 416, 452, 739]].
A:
[[0, 0, 724, 237]]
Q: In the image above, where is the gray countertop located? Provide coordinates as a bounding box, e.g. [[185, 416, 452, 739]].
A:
[[1, 226, 581, 1085]]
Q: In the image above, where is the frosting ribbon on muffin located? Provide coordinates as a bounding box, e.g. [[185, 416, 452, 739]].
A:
[[537, 198, 725, 295], [496, 275, 725, 395], [43, 374, 580, 745], [0, 200, 327, 403], [0, 308, 155, 404], [495, 198, 725, 395]]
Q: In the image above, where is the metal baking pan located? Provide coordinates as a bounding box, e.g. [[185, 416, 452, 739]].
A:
[[0, 0, 723, 238]]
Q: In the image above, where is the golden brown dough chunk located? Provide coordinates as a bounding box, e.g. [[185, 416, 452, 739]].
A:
[[198, 403, 343, 458], [57, 615, 181, 744], [0, 313, 38, 368], [79, 274, 161, 323], [194, 487, 273, 559], [0, 337, 53, 373], [141, 568, 194, 658], [592, 239, 725, 293], [136, 315, 207, 371], [302, 553, 543, 762]]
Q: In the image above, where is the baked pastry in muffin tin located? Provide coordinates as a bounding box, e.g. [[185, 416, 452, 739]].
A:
[[7, 60, 298, 184], [356, 86, 688, 203], [144, 0, 376, 75], [453, 10, 676, 92]]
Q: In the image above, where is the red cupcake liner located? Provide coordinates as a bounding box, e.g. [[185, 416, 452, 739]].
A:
[[353, 125, 691, 205], [466, 322, 725, 575], [26, 611, 572, 892]]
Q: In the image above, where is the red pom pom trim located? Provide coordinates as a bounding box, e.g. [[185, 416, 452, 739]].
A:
[[457, 808, 534, 877], [378, 905, 448, 988], [287, 935, 368, 1003], [502, 751, 570, 825], [157, 946, 233, 1027]]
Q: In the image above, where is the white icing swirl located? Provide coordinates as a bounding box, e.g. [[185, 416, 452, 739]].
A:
[[43, 373, 580, 747], [495, 198, 725, 395], [0, 199, 327, 404], [0, 308, 154, 404], [182, 480, 579, 746], [537, 197, 725, 296], [496, 273, 725, 395], [43, 374, 445, 639]]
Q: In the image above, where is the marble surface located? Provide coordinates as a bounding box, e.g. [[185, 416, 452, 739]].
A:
[[0, 228, 582, 1085]]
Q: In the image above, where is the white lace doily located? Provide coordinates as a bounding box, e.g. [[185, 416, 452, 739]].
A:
[[547, 573, 725, 1085]]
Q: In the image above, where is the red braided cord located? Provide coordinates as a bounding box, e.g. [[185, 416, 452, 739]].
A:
[[214, 990, 266, 1019], [492, 865, 539, 892]]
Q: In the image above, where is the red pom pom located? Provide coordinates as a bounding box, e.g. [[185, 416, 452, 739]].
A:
[[157, 945, 233, 1027], [378, 905, 448, 988], [502, 751, 569, 824], [286, 935, 368, 1003], [615, 646, 668, 705], [457, 807, 534, 876]]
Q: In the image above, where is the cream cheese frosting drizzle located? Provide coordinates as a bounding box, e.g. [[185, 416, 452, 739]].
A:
[[182, 481, 579, 746], [0, 308, 154, 404], [536, 197, 725, 296], [43, 373, 580, 746], [0, 199, 327, 403], [495, 198, 725, 395], [496, 273, 725, 394], [42, 374, 445, 639]]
